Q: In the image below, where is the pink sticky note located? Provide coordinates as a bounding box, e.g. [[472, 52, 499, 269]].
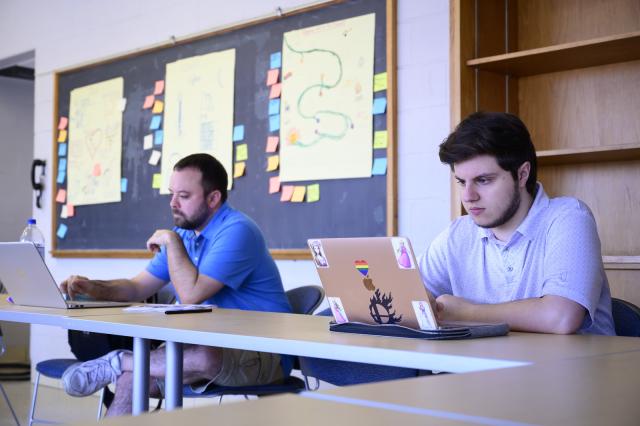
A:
[[57, 117, 68, 130], [154, 80, 165, 95], [92, 163, 102, 177], [266, 136, 279, 153], [269, 176, 281, 194], [269, 83, 282, 99], [55, 189, 66, 203], [66, 204, 75, 217], [266, 69, 279, 86], [143, 95, 155, 109], [280, 185, 294, 202]]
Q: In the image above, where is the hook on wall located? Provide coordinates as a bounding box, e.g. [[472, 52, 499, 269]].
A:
[[30, 159, 46, 209]]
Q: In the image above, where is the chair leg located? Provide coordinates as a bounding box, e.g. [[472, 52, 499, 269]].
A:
[[0, 382, 20, 426], [28, 372, 40, 426], [96, 387, 105, 420], [303, 375, 320, 391]]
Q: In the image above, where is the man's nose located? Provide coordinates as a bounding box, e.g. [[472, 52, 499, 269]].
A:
[[461, 184, 478, 202]]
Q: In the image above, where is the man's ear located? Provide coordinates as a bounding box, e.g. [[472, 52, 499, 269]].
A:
[[206, 190, 222, 209], [517, 162, 530, 187]]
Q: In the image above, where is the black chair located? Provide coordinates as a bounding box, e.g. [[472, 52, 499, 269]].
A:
[[299, 308, 427, 390], [611, 297, 640, 337]]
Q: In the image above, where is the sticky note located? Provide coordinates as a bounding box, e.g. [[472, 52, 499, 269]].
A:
[[270, 52, 282, 69], [152, 100, 164, 114], [269, 114, 280, 132], [149, 115, 162, 130], [92, 163, 102, 176], [280, 185, 294, 202], [306, 183, 320, 203], [269, 176, 280, 194], [235, 144, 248, 162], [58, 143, 67, 156], [120, 98, 127, 112], [268, 99, 280, 116], [373, 97, 387, 115], [57, 224, 68, 239], [143, 95, 155, 109], [269, 83, 282, 99], [266, 155, 279, 172], [154, 130, 164, 145], [373, 72, 388, 92], [233, 125, 245, 142], [57, 116, 68, 130], [373, 130, 388, 149], [57, 129, 67, 142], [57, 170, 66, 184], [60, 205, 68, 219], [66, 204, 75, 217], [152, 173, 162, 189], [55, 189, 66, 203], [372, 157, 388, 175], [58, 158, 67, 171], [266, 136, 279, 153], [143, 134, 153, 150], [121, 178, 128, 193], [154, 80, 165, 95], [149, 150, 161, 166], [233, 161, 246, 178], [291, 186, 306, 203], [267, 69, 279, 86]]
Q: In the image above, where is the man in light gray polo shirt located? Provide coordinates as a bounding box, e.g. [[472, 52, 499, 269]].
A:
[[419, 112, 615, 335]]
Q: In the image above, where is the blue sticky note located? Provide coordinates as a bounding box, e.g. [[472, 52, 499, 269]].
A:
[[150, 115, 162, 130], [269, 114, 280, 132], [233, 125, 245, 142], [58, 158, 67, 171], [372, 157, 388, 176], [372, 97, 387, 115], [58, 143, 67, 156], [121, 177, 128, 193], [154, 130, 164, 145], [270, 52, 282, 69], [57, 223, 68, 239], [57, 170, 66, 184], [268, 99, 280, 116]]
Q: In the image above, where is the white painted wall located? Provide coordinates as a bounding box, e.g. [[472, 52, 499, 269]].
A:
[[0, 0, 451, 375]]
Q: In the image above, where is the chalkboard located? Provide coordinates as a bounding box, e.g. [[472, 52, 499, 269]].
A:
[[52, 0, 396, 259]]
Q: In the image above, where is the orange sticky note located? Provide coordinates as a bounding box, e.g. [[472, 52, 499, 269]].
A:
[[291, 186, 306, 202], [266, 136, 279, 153], [152, 100, 164, 114], [154, 80, 165, 95], [57, 117, 68, 130], [92, 163, 102, 177], [66, 204, 75, 217], [233, 161, 246, 178], [57, 129, 67, 142], [266, 69, 279, 86], [266, 155, 279, 172], [55, 189, 66, 203], [269, 176, 280, 194], [280, 185, 294, 202], [143, 95, 155, 109], [269, 83, 282, 99]]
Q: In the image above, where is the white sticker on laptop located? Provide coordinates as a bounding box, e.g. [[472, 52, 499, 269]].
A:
[[391, 237, 415, 269], [308, 239, 329, 268], [328, 297, 349, 324], [412, 300, 437, 330]]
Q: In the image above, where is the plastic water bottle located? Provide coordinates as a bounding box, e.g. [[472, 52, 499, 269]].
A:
[[20, 218, 45, 259]]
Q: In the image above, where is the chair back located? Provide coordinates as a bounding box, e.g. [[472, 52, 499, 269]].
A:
[[286, 285, 325, 315], [612, 297, 640, 337]]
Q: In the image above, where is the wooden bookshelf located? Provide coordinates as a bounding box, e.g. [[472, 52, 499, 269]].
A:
[[537, 144, 640, 166]]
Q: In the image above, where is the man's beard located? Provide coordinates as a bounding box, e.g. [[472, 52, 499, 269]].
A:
[[172, 204, 210, 230], [478, 181, 521, 229]]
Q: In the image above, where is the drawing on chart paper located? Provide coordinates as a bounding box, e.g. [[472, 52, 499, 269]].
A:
[[162, 49, 236, 192], [279, 13, 375, 182], [68, 77, 123, 206]]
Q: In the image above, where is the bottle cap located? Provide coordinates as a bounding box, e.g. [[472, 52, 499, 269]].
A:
[[28, 218, 36, 225]]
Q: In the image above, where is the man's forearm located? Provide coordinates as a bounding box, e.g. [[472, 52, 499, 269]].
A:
[[89, 279, 146, 302]]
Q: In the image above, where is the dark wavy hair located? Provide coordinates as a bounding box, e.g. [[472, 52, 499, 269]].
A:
[[173, 153, 228, 203]]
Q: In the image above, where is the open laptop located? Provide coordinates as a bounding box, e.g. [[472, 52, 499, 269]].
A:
[[0, 242, 129, 309], [308, 237, 508, 339]]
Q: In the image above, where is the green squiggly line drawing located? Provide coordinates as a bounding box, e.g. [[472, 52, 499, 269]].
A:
[[283, 35, 353, 148]]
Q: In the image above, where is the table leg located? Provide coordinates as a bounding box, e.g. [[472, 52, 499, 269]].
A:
[[165, 341, 183, 410], [132, 337, 150, 415]]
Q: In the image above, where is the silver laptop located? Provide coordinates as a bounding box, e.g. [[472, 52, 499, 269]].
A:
[[0, 242, 128, 309]]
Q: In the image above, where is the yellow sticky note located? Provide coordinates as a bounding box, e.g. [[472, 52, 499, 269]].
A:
[[266, 155, 279, 172], [152, 100, 164, 114], [235, 144, 248, 162], [291, 186, 306, 203], [306, 183, 320, 203], [373, 130, 388, 149], [57, 129, 67, 142], [280, 185, 294, 202], [152, 173, 162, 189], [269, 176, 280, 194], [234, 161, 246, 178], [373, 72, 388, 92]]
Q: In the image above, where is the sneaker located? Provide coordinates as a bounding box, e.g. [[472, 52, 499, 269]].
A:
[[62, 349, 125, 397]]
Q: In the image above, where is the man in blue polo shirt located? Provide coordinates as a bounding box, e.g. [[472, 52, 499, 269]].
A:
[[60, 153, 292, 416]]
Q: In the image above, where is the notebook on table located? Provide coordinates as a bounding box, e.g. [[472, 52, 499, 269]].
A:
[[307, 237, 508, 339], [0, 242, 129, 309]]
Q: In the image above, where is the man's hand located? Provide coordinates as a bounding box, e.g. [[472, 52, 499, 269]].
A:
[[60, 275, 94, 300], [146, 229, 179, 253], [435, 294, 474, 322]]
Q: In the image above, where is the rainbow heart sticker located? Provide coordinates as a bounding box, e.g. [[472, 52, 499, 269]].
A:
[[354, 260, 369, 277]]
